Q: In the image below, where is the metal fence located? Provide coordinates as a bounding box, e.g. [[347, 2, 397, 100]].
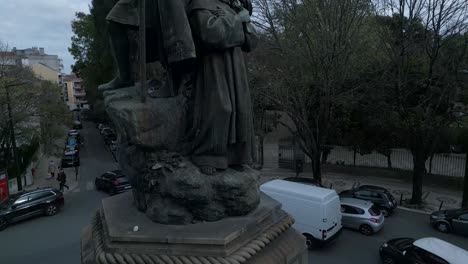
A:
[[278, 145, 466, 177]]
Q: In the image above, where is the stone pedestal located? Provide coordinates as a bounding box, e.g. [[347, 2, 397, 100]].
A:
[[81, 192, 308, 264]]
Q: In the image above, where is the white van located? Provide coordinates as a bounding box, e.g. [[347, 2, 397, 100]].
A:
[[260, 179, 342, 248]]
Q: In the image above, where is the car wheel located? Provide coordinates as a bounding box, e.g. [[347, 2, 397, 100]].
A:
[[0, 217, 8, 231], [303, 234, 316, 250], [382, 256, 395, 264], [436, 222, 450, 233], [95, 181, 101, 191], [45, 204, 58, 216], [359, 224, 373, 236], [380, 208, 389, 217]]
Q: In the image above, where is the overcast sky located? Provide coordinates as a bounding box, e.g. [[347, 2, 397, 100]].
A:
[[0, 0, 91, 74]]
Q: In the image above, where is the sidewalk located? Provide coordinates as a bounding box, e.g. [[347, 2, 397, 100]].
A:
[[25, 128, 79, 194], [260, 168, 463, 214]]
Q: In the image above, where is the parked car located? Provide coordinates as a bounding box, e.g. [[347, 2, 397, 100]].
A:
[[97, 123, 108, 130], [109, 141, 117, 152], [100, 126, 112, 135], [260, 179, 342, 249], [339, 185, 397, 216], [379, 237, 468, 264], [66, 135, 81, 146], [103, 131, 117, 145], [340, 197, 384, 235], [0, 188, 64, 231], [64, 145, 78, 155], [95, 170, 132, 195], [73, 120, 83, 129], [430, 208, 468, 235], [283, 177, 323, 187], [68, 129, 79, 135], [61, 153, 80, 168]]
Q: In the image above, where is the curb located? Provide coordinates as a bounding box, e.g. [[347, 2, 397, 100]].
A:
[[397, 206, 431, 215]]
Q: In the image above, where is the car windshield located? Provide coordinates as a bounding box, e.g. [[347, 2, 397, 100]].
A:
[[0, 195, 19, 209], [369, 205, 380, 216], [63, 155, 77, 160]]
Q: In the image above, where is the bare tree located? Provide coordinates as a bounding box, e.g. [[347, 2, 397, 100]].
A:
[[373, 0, 468, 203], [252, 0, 371, 182]]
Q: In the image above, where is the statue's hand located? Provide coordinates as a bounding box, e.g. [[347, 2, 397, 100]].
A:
[[238, 8, 251, 23], [240, 0, 253, 15]]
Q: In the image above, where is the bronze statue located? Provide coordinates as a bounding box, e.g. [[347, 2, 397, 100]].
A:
[[98, 0, 196, 93], [186, 0, 257, 175], [100, 0, 257, 175]]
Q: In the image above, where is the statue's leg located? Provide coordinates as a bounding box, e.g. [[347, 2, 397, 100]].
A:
[[98, 21, 133, 91]]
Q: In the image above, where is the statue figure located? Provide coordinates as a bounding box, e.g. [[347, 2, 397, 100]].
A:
[[100, 0, 260, 223], [98, 0, 196, 95], [187, 0, 257, 175]]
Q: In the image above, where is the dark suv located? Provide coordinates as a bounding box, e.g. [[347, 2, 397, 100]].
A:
[[0, 188, 64, 231], [61, 153, 80, 168], [339, 185, 397, 216], [95, 170, 132, 195]]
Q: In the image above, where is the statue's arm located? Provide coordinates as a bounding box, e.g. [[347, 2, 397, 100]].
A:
[[190, 9, 245, 50]]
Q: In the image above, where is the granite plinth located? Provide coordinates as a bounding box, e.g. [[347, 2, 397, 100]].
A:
[[81, 193, 308, 264]]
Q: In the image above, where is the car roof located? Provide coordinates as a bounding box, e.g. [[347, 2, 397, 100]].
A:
[[107, 170, 123, 175], [413, 237, 468, 264], [358, 185, 389, 192], [283, 177, 319, 184], [260, 179, 337, 203], [19, 188, 56, 196], [340, 197, 373, 209]]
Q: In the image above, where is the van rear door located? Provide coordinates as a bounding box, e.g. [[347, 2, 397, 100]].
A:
[[322, 196, 342, 241]]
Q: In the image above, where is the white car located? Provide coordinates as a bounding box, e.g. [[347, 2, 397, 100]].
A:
[[380, 237, 468, 264]]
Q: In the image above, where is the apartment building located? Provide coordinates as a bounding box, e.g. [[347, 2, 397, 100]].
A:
[[63, 74, 88, 110]]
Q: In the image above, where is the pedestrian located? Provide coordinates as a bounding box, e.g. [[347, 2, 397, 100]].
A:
[[48, 160, 57, 179], [57, 167, 69, 191]]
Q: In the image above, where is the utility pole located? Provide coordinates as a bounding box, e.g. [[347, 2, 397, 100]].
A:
[[463, 153, 468, 207], [139, 0, 147, 103], [5, 84, 22, 191]]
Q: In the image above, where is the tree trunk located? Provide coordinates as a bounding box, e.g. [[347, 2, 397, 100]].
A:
[[321, 148, 330, 164], [312, 152, 322, 184], [353, 147, 357, 167], [258, 135, 264, 169], [386, 154, 392, 169], [411, 149, 426, 204], [462, 152, 468, 207], [429, 154, 434, 175]]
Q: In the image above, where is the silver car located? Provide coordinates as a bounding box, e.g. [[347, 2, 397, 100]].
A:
[[340, 198, 384, 235]]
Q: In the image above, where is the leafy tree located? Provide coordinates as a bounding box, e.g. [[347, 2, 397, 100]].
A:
[[0, 41, 71, 189], [69, 0, 115, 108]]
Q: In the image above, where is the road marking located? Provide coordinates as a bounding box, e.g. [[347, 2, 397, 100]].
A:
[[86, 181, 95, 191]]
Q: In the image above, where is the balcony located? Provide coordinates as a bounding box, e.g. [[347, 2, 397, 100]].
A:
[[75, 99, 88, 104], [74, 91, 86, 97]]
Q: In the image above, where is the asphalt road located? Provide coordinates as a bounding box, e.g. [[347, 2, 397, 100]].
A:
[[1, 122, 467, 264], [0, 122, 118, 264], [307, 209, 468, 263]]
